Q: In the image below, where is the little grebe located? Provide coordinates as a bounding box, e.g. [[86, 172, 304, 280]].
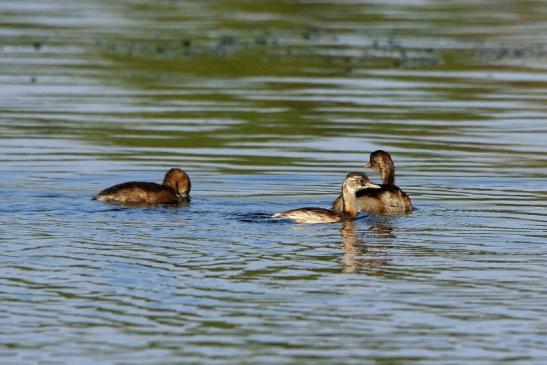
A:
[[93, 168, 191, 205], [273, 172, 380, 224], [332, 150, 412, 215]]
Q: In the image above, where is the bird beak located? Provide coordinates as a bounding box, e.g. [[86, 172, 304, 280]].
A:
[[365, 162, 372, 168], [365, 181, 381, 189]]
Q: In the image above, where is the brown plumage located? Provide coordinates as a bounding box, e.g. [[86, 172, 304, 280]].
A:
[[332, 150, 412, 215], [273, 172, 380, 224], [93, 168, 191, 205]]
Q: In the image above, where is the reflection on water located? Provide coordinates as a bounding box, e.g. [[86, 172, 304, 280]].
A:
[[1, 0, 547, 364], [340, 220, 391, 276]]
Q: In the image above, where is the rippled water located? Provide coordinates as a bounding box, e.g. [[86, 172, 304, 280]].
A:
[[1, 1, 547, 364]]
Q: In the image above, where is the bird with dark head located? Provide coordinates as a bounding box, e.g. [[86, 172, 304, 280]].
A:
[[93, 168, 191, 205], [367, 150, 395, 185], [273, 172, 380, 224], [332, 150, 412, 215]]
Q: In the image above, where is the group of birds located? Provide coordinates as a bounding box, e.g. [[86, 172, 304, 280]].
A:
[[94, 150, 412, 224]]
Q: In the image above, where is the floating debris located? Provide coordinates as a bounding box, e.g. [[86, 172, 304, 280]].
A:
[[92, 31, 546, 70]]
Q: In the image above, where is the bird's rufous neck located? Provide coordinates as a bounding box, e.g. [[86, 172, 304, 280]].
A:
[[379, 165, 395, 185]]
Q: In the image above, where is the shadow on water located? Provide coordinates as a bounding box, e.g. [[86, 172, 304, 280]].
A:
[[90, 198, 191, 210], [233, 211, 278, 223]]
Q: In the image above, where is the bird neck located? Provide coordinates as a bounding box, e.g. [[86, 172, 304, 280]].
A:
[[379, 164, 395, 185], [341, 186, 358, 218]]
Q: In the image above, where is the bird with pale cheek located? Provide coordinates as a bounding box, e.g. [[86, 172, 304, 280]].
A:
[[273, 172, 380, 224], [332, 150, 412, 215]]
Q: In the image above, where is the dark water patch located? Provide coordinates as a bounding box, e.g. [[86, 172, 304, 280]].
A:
[[233, 212, 278, 224]]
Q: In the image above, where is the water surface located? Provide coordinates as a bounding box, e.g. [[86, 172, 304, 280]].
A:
[[1, 1, 547, 364]]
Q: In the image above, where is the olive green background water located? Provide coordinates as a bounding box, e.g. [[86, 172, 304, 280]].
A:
[[1, 1, 547, 364]]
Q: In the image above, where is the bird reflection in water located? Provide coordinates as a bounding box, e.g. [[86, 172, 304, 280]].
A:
[[340, 219, 394, 275]]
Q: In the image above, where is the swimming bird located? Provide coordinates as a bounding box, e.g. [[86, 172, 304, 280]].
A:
[[332, 150, 412, 215], [273, 172, 380, 224], [93, 168, 191, 205]]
